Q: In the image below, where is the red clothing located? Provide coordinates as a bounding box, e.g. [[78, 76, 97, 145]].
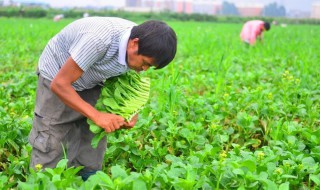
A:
[[240, 20, 265, 45]]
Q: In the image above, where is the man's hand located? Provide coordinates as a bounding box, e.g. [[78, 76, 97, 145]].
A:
[[93, 112, 125, 133], [122, 114, 138, 129]]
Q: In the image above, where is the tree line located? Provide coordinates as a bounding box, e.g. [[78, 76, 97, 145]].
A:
[[0, 5, 319, 25]]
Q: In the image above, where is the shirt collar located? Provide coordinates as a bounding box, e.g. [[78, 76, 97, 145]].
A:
[[119, 27, 133, 66]]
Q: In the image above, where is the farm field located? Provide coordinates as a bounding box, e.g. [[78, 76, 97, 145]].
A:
[[0, 17, 320, 189]]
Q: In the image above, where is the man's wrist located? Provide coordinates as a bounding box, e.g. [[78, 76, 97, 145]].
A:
[[85, 104, 100, 121]]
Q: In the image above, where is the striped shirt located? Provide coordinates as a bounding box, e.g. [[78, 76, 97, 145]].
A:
[[38, 17, 136, 91]]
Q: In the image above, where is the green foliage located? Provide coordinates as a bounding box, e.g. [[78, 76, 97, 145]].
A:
[[17, 159, 84, 189], [0, 6, 21, 17], [1, 18, 320, 189], [21, 7, 47, 18], [88, 71, 150, 148], [97, 71, 150, 121]]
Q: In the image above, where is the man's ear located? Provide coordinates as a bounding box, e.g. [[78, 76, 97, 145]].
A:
[[128, 38, 139, 48], [131, 38, 139, 53], [132, 38, 139, 47]]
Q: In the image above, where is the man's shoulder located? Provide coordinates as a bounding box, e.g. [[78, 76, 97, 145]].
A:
[[245, 20, 263, 24], [243, 20, 263, 29], [89, 17, 136, 26], [64, 17, 136, 37]]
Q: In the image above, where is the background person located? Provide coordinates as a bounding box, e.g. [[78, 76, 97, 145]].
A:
[[240, 20, 271, 45], [28, 17, 177, 181], [83, 12, 89, 18], [53, 14, 64, 22]]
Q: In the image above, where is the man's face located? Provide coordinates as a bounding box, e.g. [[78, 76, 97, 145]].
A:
[[126, 38, 157, 73]]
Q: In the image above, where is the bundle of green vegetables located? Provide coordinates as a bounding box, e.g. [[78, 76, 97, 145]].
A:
[[88, 71, 150, 148]]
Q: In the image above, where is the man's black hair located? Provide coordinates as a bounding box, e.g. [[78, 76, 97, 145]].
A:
[[130, 20, 177, 69], [264, 22, 271, 31]]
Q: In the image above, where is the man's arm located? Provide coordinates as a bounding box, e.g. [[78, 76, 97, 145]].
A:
[[255, 25, 265, 43], [258, 33, 263, 43], [50, 56, 125, 132]]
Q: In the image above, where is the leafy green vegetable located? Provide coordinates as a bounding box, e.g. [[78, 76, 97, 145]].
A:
[[88, 71, 150, 148]]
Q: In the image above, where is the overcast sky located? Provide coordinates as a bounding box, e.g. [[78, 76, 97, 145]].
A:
[[40, 0, 125, 8], [227, 0, 315, 12], [30, 0, 317, 12]]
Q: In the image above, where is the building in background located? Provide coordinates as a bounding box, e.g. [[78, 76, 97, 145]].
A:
[[311, 1, 320, 19], [123, 0, 221, 15], [174, 0, 193, 14], [287, 9, 310, 18], [2, 0, 49, 7], [236, 2, 263, 17], [122, 0, 263, 16], [0, 0, 316, 19], [192, 0, 222, 15], [126, 0, 142, 7], [123, 0, 174, 12]]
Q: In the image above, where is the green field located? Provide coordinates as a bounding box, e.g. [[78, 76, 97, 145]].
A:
[[1, 17, 320, 189]]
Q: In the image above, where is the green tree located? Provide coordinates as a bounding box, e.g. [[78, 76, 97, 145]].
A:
[[262, 2, 286, 17], [221, 1, 239, 16]]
